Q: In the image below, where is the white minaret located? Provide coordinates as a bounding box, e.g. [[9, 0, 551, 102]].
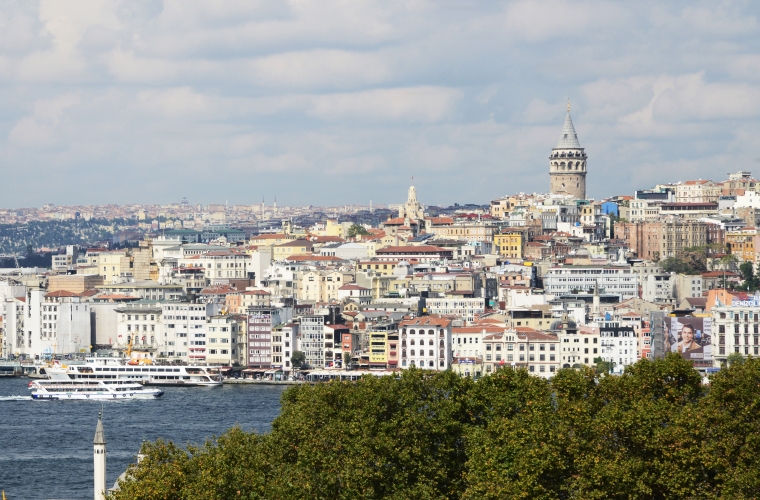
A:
[[94, 410, 107, 500]]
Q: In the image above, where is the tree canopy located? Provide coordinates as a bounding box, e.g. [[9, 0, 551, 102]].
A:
[[347, 223, 370, 238], [110, 355, 760, 500]]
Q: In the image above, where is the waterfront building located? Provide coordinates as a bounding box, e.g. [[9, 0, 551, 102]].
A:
[[300, 315, 326, 369], [399, 316, 453, 370]]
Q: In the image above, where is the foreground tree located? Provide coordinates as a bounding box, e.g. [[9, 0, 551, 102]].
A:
[[110, 357, 760, 500]]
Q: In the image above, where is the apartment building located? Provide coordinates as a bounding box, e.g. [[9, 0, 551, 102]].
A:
[[206, 315, 244, 366], [544, 265, 639, 299], [617, 219, 707, 260], [271, 323, 299, 372], [513, 328, 560, 379], [493, 228, 525, 259], [300, 315, 326, 369], [399, 316, 453, 370], [424, 298, 485, 324], [711, 297, 760, 367]]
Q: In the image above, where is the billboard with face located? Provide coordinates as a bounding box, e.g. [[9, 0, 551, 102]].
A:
[[663, 317, 712, 366]]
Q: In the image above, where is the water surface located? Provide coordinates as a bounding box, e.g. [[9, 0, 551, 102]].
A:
[[0, 378, 286, 499]]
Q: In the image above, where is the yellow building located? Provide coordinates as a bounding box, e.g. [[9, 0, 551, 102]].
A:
[[369, 331, 387, 366], [250, 233, 296, 247], [323, 219, 348, 238], [272, 239, 314, 260], [726, 229, 757, 263], [98, 250, 130, 284], [493, 229, 524, 259], [356, 260, 402, 276]]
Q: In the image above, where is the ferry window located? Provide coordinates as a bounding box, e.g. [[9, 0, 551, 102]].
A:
[[118, 368, 125, 372]]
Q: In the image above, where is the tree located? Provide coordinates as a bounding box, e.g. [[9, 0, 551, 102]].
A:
[[342, 351, 352, 369], [290, 350, 306, 369], [737, 261, 759, 291], [594, 356, 615, 374], [726, 351, 745, 366], [109, 357, 760, 499], [346, 223, 370, 238]]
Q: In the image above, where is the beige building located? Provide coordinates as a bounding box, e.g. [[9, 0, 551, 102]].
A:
[[249, 233, 296, 247], [207, 315, 246, 366], [48, 274, 104, 293], [299, 270, 353, 302], [273, 239, 314, 261], [675, 180, 720, 203]]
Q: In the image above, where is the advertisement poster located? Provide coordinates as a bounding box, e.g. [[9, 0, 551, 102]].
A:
[[664, 317, 712, 365]]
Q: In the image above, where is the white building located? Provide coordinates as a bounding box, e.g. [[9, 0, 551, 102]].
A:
[[597, 320, 639, 374], [272, 323, 299, 372], [300, 315, 326, 369], [425, 297, 485, 324], [641, 273, 676, 304], [399, 316, 453, 371], [337, 284, 371, 305], [543, 265, 639, 299]]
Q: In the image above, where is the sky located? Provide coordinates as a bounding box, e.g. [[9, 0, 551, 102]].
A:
[[1, 0, 760, 208]]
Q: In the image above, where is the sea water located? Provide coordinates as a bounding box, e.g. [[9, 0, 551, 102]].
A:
[[0, 377, 286, 499]]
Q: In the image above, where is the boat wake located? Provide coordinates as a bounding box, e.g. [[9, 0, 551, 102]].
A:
[[0, 395, 33, 401]]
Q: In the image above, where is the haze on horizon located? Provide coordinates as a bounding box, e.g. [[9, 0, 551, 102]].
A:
[[1, 1, 759, 208]]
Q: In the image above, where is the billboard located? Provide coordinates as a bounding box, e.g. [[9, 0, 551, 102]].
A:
[[663, 317, 712, 366]]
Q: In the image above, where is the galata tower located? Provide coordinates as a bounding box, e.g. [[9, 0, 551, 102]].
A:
[[549, 102, 587, 199]]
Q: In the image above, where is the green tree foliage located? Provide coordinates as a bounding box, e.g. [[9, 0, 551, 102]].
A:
[[346, 223, 370, 238], [593, 356, 615, 374], [110, 356, 760, 500], [290, 350, 306, 369], [737, 261, 760, 291]]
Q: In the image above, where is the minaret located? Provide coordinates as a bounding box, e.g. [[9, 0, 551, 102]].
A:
[[549, 101, 587, 199], [592, 281, 600, 317], [94, 410, 107, 500]]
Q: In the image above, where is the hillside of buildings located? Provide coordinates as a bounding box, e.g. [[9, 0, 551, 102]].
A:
[[0, 219, 122, 256], [2, 111, 760, 387], [111, 356, 760, 499]]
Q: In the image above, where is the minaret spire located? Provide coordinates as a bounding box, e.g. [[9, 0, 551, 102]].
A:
[[94, 409, 107, 500]]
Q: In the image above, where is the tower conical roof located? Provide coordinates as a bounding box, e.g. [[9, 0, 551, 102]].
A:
[[94, 412, 106, 445], [555, 110, 581, 149]]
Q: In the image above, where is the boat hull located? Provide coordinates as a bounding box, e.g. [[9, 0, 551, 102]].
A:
[[31, 390, 164, 400]]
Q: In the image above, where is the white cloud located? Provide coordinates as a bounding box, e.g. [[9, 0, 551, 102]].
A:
[[309, 86, 462, 123], [1, 1, 760, 205], [9, 93, 81, 148]]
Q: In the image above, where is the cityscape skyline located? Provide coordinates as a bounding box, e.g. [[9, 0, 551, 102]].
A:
[[1, 2, 760, 206]]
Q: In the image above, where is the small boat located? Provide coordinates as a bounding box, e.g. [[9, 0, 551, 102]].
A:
[[28, 380, 164, 400]]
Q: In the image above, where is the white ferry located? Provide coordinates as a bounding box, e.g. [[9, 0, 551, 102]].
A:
[[45, 357, 223, 387], [29, 380, 164, 400]]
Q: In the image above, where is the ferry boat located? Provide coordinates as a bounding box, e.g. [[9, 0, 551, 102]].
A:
[[29, 380, 164, 400], [45, 357, 223, 387]]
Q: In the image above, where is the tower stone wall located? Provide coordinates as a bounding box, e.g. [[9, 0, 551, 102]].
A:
[[549, 106, 587, 200]]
